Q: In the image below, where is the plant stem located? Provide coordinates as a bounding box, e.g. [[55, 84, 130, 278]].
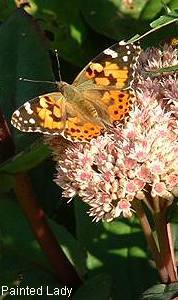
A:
[[132, 199, 169, 282], [0, 107, 15, 163], [167, 223, 177, 277], [14, 172, 82, 289], [153, 209, 177, 283]]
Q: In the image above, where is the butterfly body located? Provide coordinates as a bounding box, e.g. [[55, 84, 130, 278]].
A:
[[11, 41, 141, 141], [57, 81, 107, 126]]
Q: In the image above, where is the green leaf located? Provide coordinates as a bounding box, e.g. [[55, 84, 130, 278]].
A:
[[0, 1, 16, 21], [0, 173, 14, 192], [173, 223, 178, 260], [169, 0, 178, 13], [128, 15, 178, 44], [145, 64, 178, 77], [48, 219, 87, 276], [140, 0, 169, 20], [72, 273, 112, 300], [0, 194, 86, 281], [28, 158, 61, 216], [0, 196, 86, 282], [80, 0, 149, 40], [167, 201, 178, 224], [141, 283, 178, 300], [0, 8, 55, 149], [26, 0, 96, 66], [0, 197, 50, 269], [150, 14, 178, 28], [75, 201, 158, 299], [0, 140, 50, 173]]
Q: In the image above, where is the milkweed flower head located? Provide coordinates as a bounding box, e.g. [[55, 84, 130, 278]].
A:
[[46, 43, 178, 222]]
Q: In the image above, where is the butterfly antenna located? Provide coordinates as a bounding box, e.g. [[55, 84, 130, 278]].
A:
[[55, 49, 62, 82], [19, 77, 57, 85]]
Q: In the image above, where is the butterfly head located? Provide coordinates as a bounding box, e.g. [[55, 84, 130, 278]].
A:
[[57, 81, 68, 92], [57, 81, 76, 100]]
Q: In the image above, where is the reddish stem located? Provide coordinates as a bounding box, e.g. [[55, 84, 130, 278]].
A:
[[167, 224, 177, 277], [153, 210, 177, 283], [14, 172, 82, 288], [0, 108, 15, 163], [133, 200, 168, 282]]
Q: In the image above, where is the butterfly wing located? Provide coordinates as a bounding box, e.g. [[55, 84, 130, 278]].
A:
[[73, 41, 141, 125], [74, 41, 140, 87], [64, 112, 103, 141], [11, 91, 103, 141], [11, 41, 141, 142], [11, 92, 67, 134]]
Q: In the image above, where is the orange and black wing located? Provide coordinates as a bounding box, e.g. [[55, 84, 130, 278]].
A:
[[73, 41, 141, 125], [11, 92, 67, 134]]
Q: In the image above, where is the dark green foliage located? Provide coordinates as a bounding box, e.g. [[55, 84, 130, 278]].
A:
[[141, 283, 178, 300], [0, 1, 178, 299], [72, 274, 112, 300]]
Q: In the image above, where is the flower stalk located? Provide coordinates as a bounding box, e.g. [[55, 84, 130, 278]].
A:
[[153, 206, 177, 282], [133, 197, 177, 284], [132, 199, 169, 283]]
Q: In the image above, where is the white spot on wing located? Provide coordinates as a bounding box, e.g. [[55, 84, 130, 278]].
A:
[[15, 110, 20, 117], [103, 48, 118, 58], [26, 127, 32, 131], [24, 102, 33, 115], [29, 118, 35, 124], [122, 55, 128, 62], [119, 40, 126, 45]]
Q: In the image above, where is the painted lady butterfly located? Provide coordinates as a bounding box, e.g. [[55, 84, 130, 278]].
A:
[[11, 41, 141, 142]]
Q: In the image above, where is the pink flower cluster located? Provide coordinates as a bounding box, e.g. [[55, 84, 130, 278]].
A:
[[46, 43, 178, 222]]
